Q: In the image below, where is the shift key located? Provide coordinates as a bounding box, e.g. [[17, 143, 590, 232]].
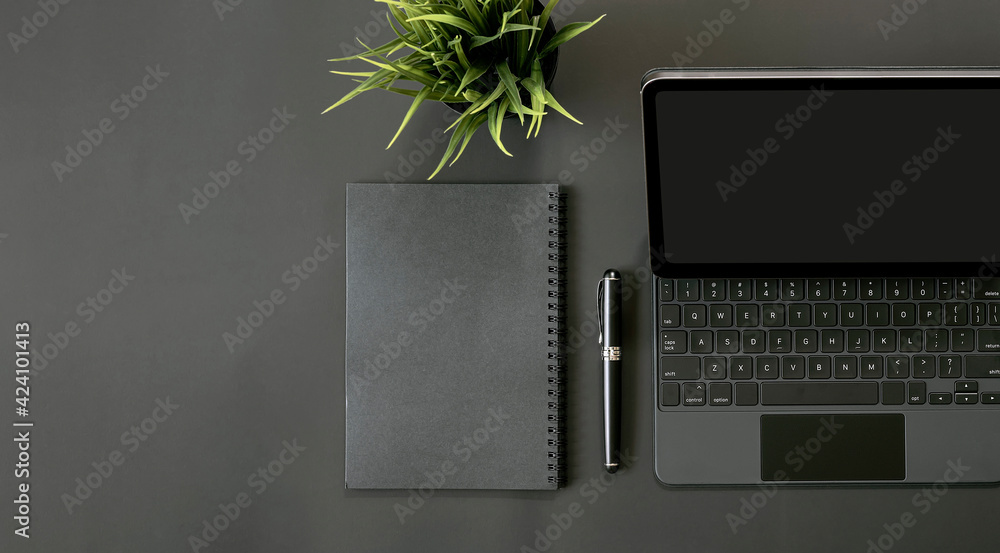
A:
[[966, 355, 1000, 378], [661, 357, 700, 380], [660, 331, 687, 354]]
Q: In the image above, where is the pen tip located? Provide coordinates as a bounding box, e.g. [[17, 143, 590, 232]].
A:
[[603, 269, 620, 280], [604, 463, 619, 474]]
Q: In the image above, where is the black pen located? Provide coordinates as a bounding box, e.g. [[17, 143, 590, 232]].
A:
[[599, 269, 622, 473]]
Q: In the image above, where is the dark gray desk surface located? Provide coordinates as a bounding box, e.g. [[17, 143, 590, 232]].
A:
[[2, 1, 999, 552]]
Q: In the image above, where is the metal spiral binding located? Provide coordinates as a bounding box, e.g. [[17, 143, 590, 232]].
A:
[[546, 191, 566, 487]]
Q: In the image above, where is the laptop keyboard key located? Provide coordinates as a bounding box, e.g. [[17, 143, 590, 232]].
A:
[[756, 279, 778, 301], [956, 278, 972, 300], [756, 356, 779, 379], [808, 356, 832, 379], [734, 383, 758, 406], [730, 357, 753, 379], [979, 329, 1000, 352], [956, 393, 978, 405], [841, 304, 864, 326], [684, 305, 707, 327], [892, 303, 915, 326], [704, 279, 726, 301], [971, 303, 986, 326], [677, 279, 699, 301], [768, 330, 791, 353], [965, 355, 1000, 377], [886, 279, 908, 300], [887, 356, 909, 378], [762, 304, 785, 327], [956, 380, 977, 393], [882, 381, 905, 405], [788, 304, 810, 327], [860, 356, 883, 379], [659, 279, 674, 302], [861, 279, 883, 300], [946, 303, 968, 326], [781, 356, 805, 379], [660, 383, 680, 406], [900, 329, 923, 352], [795, 330, 818, 353], [913, 278, 935, 300], [867, 303, 890, 326], [815, 304, 838, 327], [834, 356, 858, 379], [913, 355, 935, 378], [847, 329, 870, 353], [973, 277, 1000, 300], [659, 304, 680, 328], [821, 329, 844, 353], [952, 329, 974, 352], [709, 305, 733, 327], [929, 392, 952, 405], [809, 279, 830, 300], [704, 357, 727, 380], [982, 392, 1000, 404], [682, 382, 705, 406], [710, 383, 732, 406], [716, 330, 739, 353], [660, 331, 687, 354], [735, 304, 759, 327], [908, 381, 926, 404], [661, 357, 699, 380], [729, 279, 752, 301], [939, 355, 962, 378], [691, 331, 713, 353], [873, 329, 896, 352], [834, 279, 857, 300], [782, 279, 804, 301], [925, 329, 948, 352], [918, 303, 942, 326], [743, 330, 765, 353], [761, 382, 878, 405], [938, 279, 953, 300]]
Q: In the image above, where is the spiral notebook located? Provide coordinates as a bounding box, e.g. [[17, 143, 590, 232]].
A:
[[345, 183, 565, 490]]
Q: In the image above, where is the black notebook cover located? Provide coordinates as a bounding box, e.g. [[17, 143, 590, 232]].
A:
[[345, 183, 565, 490]]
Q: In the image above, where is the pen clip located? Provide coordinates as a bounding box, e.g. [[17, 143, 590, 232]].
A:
[[597, 279, 605, 345]]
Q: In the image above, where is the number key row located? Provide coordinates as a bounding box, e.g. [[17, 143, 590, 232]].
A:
[[662, 278, 982, 302]]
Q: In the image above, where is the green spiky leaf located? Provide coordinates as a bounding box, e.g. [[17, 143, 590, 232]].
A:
[[487, 99, 513, 156], [539, 15, 606, 57], [457, 57, 491, 95], [407, 14, 479, 35], [387, 86, 433, 148], [495, 60, 524, 124], [542, 88, 581, 124]]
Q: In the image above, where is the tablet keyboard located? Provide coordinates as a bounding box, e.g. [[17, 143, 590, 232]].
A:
[[656, 277, 1000, 409]]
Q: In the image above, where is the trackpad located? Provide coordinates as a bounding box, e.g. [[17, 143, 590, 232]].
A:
[[761, 414, 905, 481]]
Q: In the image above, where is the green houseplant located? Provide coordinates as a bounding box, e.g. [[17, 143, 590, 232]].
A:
[[325, 0, 604, 178]]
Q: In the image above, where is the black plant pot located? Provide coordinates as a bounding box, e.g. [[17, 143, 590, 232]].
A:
[[446, 2, 559, 119]]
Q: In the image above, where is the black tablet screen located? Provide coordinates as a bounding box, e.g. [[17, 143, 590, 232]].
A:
[[653, 81, 1000, 266]]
